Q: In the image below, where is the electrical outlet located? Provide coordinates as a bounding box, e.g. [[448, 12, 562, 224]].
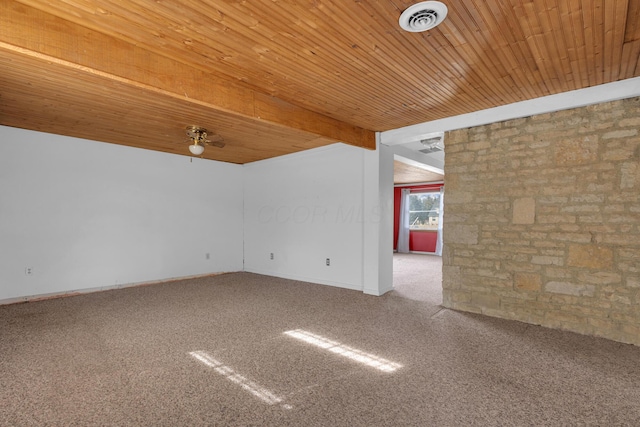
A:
[[25, 267, 33, 276], [326, 258, 330, 266], [270, 252, 274, 260]]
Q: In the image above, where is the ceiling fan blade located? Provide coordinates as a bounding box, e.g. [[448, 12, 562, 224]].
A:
[[206, 133, 225, 148], [184, 126, 225, 149]]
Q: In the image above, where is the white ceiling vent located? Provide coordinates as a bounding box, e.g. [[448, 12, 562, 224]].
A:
[[418, 136, 444, 154], [399, 1, 448, 32]]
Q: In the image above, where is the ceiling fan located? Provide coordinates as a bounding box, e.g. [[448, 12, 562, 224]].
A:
[[185, 126, 225, 156]]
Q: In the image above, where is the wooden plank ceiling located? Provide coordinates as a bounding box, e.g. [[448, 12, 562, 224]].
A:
[[1, 0, 639, 164], [393, 161, 444, 185]]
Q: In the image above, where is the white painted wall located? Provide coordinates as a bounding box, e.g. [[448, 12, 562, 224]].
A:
[[361, 139, 394, 295], [0, 126, 244, 301], [367, 141, 394, 296], [243, 144, 370, 291], [243, 141, 394, 295]]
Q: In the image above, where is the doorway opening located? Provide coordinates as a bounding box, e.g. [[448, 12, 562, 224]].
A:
[[390, 144, 444, 305]]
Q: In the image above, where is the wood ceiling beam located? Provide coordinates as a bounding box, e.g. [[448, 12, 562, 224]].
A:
[[0, 2, 375, 150]]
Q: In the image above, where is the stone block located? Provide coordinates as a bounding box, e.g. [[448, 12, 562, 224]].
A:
[[448, 151, 476, 164], [586, 182, 614, 192], [545, 281, 596, 297], [603, 203, 625, 213], [441, 290, 454, 307], [446, 129, 468, 145], [538, 293, 580, 305], [578, 214, 605, 224], [544, 267, 573, 279], [445, 224, 479, 245], [442, 246, 455, 266], [609, 214, 638, 223], [587, 317, 616, 331], [576, 271, 621, 285], [547, 233, 592, 243], [493, 128, 520, 139], [537, 214, 576, 224], [451, 291, 472, 303], [561, 204, 601, 213], [527, 138, 548, 147], [571, 305, 608, 317], [600, 234, 640, 247], [512, 197, 536, 224], [467, 140, 491, 151], [571, 194, 605, 203], [620, 161, 639, 189], [602, 129, 638, 139], [608, 294, 632, 304], [567, 244, 613, 269], [475, 269, 512, 280], [525, 121, 556, 132], [611, 312, 638, 322], [522, 232, 548, 240], [531, 256, 563, 266], [626, 277, 640, 288], [467, 275, 512, 289], [503, 261, 541, 272], [471, 292, 500, 309], [445, 213, 471, 224], [539, 196, 569, 204], [514, 273, 541, 291], [619, 117, 640, 127], [442, 265, 462, 287], [544, 310, 582, 325], [602, 147, 637, 161], [554, 136, 599, 165], [445, 192, 474, 204], [620, 324, 640, 346]]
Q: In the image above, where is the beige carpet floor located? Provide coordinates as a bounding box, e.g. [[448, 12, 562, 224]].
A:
[[1, 269, 639, 426], [392, 253, 443, 305]]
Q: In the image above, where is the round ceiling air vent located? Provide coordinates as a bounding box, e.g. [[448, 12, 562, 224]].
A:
[[399, 1, 448, 32]]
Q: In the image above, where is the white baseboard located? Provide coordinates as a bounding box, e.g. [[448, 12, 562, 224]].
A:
[[243, 268, 363, 292], [363, 284, 393, 296], [0, 272, 232, 306]]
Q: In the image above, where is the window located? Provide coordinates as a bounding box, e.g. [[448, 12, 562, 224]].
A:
[[409, 192, 440, 230]]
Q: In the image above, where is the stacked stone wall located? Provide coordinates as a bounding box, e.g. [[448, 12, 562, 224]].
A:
[[443, 97, 640, 345]]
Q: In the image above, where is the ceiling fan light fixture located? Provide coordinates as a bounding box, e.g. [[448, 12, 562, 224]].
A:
[[185, 125, 225, 155], [399, 1, 448, 32], [188, 142, 205, 156]]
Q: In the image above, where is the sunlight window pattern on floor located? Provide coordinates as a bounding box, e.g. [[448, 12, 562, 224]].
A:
[[189, 351, 290, 408], [283, 329, 402, 372]]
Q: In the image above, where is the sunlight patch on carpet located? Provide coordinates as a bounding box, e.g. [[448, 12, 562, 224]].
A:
[[189, 351, 291, 408], [283, 329, 402, 372]]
